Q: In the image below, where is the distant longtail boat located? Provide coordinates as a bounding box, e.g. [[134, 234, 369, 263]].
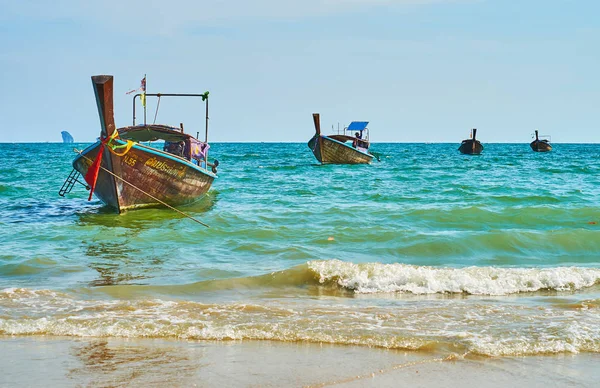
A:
[[530, 130, 552, 152], [458, 128, 483, 155], [308, 113, 374, 164], [59, 75, 218, 213]]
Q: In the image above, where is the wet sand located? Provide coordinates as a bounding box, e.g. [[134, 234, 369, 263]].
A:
[[1, 336, 599, 387]]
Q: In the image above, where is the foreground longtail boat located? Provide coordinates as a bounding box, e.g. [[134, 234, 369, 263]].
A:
[[308, 113, 374, 164], [458, 128, 483, 155], [530, 130, 552, 152], [59, 75, 218, 212]]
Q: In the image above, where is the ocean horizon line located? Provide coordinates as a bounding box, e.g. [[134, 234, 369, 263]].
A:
[[3, 141, 600, 145]]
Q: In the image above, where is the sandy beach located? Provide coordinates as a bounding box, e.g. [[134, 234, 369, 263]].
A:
[[1, 336, 599, 387]]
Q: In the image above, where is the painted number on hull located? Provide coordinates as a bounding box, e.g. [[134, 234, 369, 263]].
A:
[[123, 155, 137, 167]]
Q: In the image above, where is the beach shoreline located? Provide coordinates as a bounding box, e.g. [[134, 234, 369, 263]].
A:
[[2, 336, 599, 387]]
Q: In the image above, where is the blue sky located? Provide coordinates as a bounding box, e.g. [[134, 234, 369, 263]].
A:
[[1, 0, 598, 143]]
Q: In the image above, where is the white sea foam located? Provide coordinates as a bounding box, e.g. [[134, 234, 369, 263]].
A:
[[308, 259, 600, 295], [2, 289, 600, 356]]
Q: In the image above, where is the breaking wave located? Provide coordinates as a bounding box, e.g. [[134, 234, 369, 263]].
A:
[[87, 261, 600, 297], [307, 260, 600, 295]]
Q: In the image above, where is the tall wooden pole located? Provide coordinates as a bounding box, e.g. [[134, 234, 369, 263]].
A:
[[204, 96, 209, 166]]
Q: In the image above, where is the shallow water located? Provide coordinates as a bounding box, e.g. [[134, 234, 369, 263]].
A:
[[1, 142, 600, 357]]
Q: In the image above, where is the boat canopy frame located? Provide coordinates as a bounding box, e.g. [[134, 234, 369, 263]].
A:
[[132, 92, 211, 163], [132, 93, 209, 141]]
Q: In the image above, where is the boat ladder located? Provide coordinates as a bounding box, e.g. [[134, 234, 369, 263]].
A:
[[58, 169, 88, 197]]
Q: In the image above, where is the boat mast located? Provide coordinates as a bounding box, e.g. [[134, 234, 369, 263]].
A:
[[204, 94, 209, 166], [143, 74, 147, 125]]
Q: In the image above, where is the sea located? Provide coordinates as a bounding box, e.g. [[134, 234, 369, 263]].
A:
[[1, 142, 600, 384]]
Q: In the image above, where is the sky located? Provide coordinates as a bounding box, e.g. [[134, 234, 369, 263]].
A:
[[0, 0, 598, 143]]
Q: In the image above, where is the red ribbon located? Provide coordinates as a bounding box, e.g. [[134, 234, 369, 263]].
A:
[[83, 134, 114, 201]]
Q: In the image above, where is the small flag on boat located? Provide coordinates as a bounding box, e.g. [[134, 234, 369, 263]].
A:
[[126, 76, 146, 95], [141, 76, 146, 107]]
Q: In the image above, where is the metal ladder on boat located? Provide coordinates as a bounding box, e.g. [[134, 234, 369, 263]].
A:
[[58, 169, 88, 197]]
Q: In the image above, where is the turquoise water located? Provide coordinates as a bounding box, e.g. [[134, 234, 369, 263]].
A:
[[1, 142, 600, 356]]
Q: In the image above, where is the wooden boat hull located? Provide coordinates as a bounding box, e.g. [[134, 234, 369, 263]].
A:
[[308, 135, 373, 164], [530, 141, 552, 152], [458, 140, 483, 155], [73, 139, 216, 212]]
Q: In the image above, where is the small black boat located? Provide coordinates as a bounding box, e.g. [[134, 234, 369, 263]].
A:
[[530, 130, 552, 152], [458, 128, 483, 155]]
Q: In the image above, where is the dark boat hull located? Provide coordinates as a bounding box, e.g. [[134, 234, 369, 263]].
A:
[[458, 140, 483, 155], [73, 140, 215, 212], [308, 135, 373, 164], [530, 140, 552, 152]]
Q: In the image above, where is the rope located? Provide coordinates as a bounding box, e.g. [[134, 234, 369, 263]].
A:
[[153, 95, 161, 124], [74, 148, 210, 228]]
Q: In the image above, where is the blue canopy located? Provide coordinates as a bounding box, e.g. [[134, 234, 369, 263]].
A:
[[347, 121, 369, 131]]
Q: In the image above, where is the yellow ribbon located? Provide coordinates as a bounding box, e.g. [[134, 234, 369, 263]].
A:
[[108, 140, 134, 156], [105, 128, 134, 156]]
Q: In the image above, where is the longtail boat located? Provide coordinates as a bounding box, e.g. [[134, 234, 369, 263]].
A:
[[530, 130, 552, 152], [59, 75, 218, 213], [308, 113, 374, 164], [458, 128, 483, 155]]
